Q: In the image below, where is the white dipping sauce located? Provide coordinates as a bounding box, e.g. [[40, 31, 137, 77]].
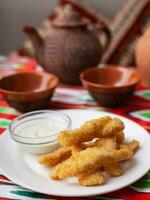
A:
[[18, 121, 65, 139], [14, 120, 66, 154]]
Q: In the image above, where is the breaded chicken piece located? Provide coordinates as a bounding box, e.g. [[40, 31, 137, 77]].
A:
[[38, 115, 140, 187], [38, 146, 72, 166], [71, 145, 83, 155], [59, 117, 111, 146], [106, 163, 123, 176], [50, 147, 102, 180], [71, 138, 117, 158], [50, 138, 120, 180], [95, 138, 117, 151], [59, 117, 124, 146], [120, 140, 139, 154], [50, 145, 132, 180], [115, 131, 125, 145], [103, 157, 123, 176], [101, 131, 124, 145], [80, 138, 117, 151], [78, 171, 105, 186], [80, 139, 99, 149]]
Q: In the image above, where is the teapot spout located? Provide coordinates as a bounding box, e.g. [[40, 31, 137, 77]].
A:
[[23, 26, 44, 63]]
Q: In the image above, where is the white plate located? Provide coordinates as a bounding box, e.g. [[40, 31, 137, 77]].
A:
[[0, 109, 150, 197]]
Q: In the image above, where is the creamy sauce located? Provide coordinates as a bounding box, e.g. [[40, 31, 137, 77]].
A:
[[17, 121, 65, 139], [14, 120, 66, 154]]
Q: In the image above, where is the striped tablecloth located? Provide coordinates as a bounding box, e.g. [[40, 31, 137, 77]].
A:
[[0, 56, 150, 200]]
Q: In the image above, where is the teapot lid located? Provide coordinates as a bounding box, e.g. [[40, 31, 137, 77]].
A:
[[51, 5, 87, 28]]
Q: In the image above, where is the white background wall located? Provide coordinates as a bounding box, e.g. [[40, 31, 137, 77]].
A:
[[0, 0, 126, 55]]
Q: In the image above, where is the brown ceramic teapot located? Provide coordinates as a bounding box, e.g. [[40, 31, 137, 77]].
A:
[[23, 0, 111, 84]]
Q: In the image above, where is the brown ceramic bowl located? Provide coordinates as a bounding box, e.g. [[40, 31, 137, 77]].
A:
[[0, 72, 59, 112], [80, 66, 141, 107]]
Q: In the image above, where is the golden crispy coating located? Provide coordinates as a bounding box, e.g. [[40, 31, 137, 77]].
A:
[[103, 158, 123, 176], [71, 145, 83, 155], [51, 138, 116, 179], [38, 116, 140, 187], [50, 147, 102, 180], [95, 138, 117, 151], [59, 117, 124, 146], [115, 131, 125, 145], [107, 163, 123, 176], [50, 146, 132, 180], [58, 117, 111, 146], [120, 140, 140, 154], [96, 138, 124, 176], [113, 147, 133, 162], [38, 146, 72, 166], [128, 140, 140, 153], [80, 138, 117, 151], [102, 118, 125, 136], [78, 171, 105, 186]]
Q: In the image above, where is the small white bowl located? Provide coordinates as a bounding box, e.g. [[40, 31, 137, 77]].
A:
[[9, 110, 71, 154]]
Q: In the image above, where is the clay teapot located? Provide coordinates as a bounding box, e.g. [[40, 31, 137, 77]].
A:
[[136, 27, 150, 87], [23, 0, 111, 84]]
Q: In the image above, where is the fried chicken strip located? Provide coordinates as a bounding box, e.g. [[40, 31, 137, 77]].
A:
[[50, 144, 132, 180], [103, 158, 123, 176], [115, 131, 125, 145], [120, 140, 139, 154], [72, 137, 117, 155], [96, 138, 123, 176], [59, 117, 124, 146], [78, 171, 105, 186], [95, 138, 117, 150], [38, 146, 72, 166]]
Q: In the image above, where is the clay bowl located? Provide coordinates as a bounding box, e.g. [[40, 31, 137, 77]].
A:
[[0, 72, 59, 112], [80, 66, 141, 107]]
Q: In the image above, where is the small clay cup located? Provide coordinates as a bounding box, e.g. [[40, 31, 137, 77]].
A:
[[0, 72, 59, 112], [80, 66, 141, 107]]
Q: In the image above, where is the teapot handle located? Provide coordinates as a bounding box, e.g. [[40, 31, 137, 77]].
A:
[[59, 0, 111, 54]]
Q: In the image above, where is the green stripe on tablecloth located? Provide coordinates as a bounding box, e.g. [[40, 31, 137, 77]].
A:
[[139, 112, 150, 119], [10, 190, 54, 199], [142, 91, 150, 99], [0, 106, 18, 115], [0, 119, 11, 128], [132, 181, 150, 189], [131, 172, 150, 191], [135, 90, 150, 100], [0, 183, 18, 186]]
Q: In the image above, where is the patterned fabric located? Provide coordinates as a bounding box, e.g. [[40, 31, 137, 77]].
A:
[[0, 55, 36, 76], [102, 0, 150, 65], [0, 56, 150, 200]]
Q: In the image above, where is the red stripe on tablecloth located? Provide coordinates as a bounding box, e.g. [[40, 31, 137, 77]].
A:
[[0, 175, 9, 181], [105, 187, 150, 200], [0, 113, 17, 120], [0, 128, 5, 135], [58, 84, 83, 90], [49, 101, 98, 109], [0, 101, 10, 107]]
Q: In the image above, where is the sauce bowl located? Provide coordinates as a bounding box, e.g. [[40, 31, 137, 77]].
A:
[[9, 110, 71, 154]]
